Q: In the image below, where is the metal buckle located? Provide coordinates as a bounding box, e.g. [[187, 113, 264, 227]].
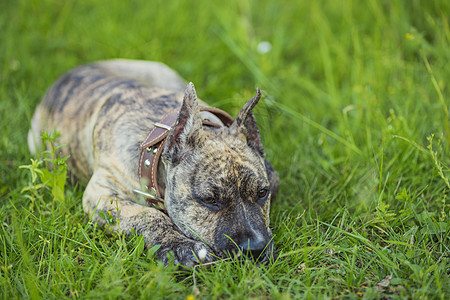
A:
[[154, 122, 172, 131], [133, 189, 164, 203]]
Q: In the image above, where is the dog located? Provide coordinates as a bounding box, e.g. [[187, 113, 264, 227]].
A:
[[28, 59, 279, 267]]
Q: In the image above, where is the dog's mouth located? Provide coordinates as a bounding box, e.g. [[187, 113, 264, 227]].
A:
[[246, 240, 277, 264], [214, 240, 277, 264]]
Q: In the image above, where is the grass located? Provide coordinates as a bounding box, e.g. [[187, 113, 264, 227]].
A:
[[1, 0, 449, 298]]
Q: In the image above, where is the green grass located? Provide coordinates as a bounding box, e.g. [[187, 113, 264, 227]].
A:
[[1, 0, 449, 298]]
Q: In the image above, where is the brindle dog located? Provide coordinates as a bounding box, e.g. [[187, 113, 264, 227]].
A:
[[28, 60, 279, 267]]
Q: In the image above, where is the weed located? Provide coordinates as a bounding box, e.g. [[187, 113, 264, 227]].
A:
[[19, 131, 69, 213]]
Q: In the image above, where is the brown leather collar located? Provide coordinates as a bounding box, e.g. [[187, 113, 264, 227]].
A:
[[138, 107, 234, 211]]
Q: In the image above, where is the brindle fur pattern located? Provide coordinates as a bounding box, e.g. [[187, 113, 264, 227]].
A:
[[29, 59, 279, 267]]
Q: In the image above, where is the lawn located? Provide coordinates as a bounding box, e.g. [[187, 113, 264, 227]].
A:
[[1, 0, 449, 298]]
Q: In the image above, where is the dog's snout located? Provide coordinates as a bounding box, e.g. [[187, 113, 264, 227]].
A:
[[238, 235, 268, 259]]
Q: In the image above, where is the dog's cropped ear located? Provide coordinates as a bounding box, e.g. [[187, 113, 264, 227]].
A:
[[164, 82, 203, 162], [230, 88, 265, 157]]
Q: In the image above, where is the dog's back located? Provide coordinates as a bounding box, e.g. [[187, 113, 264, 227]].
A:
[[28, 60, 186, 180]]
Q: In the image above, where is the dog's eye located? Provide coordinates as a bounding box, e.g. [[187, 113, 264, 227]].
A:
[[200, 197, 218, 209], [257, 188, 269, 201], [202, 198, 215, 205]]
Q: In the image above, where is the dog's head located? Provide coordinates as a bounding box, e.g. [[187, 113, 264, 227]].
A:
[[161, 83, 275, 262]]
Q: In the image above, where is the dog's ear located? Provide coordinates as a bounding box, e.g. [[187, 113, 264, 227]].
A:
[[164, 82, 203, 162], [230, 88, 265, 157]]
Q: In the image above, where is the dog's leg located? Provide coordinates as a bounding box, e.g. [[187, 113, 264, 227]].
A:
[[83, 168, 214, 267]]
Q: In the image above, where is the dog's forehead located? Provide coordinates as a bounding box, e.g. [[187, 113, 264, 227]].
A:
[[203, 132, 258, 161], [192, 136, 268, 183]]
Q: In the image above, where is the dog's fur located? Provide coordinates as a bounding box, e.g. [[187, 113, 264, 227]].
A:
[[28, 59, 279, 267]]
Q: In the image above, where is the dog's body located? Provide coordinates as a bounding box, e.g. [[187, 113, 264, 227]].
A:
[[29, 59, 279, 267]]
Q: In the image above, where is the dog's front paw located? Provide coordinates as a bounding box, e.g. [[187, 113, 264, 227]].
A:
[[157, 239, 215, 268]]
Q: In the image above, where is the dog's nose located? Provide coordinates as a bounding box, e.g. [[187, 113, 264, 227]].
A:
[[239, 237, 268, 259]]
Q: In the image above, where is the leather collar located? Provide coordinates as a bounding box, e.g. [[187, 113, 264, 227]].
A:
[[138, 107, 234, 211]]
